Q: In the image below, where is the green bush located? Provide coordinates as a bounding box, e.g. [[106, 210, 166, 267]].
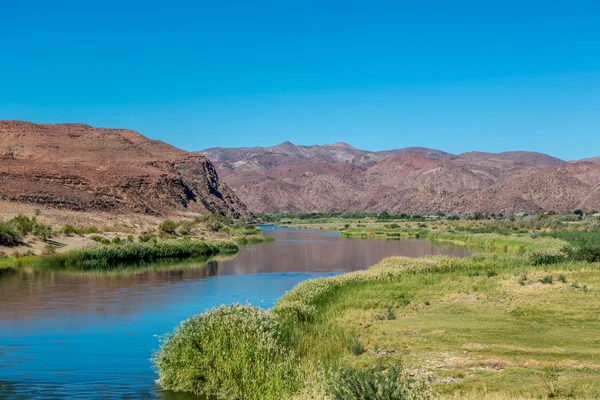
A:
[[195, 214, 234, 225], [539, 366, 561, 398], [177, 223, 191, 236], [90, 235, 111, 245], [32, 222, 53, 240], [1, 215, 53, 242], [565, 243, 600, 263], [546, 231, 600, 263], [8, 214, 36, 235], [529, 250, 566, 265], [385, 305, 397, 320], [570, 281, 580, 289], [207, 220, 225, 232], [0, 223, 22, 246], [159, 219, 179, 235], [348, 336, 365, 356], [138, 233, 156, 243], [235, 235, 275, 245], [326, 363, 434, 400], [154, 304, 299, 400], [84, 226, 101, 234], [61, 224, 99, 236], [378, 212, 391, 220], [61, 225, 79, 236], [196, 214, 235, 232], [235, 236, 249, 245]]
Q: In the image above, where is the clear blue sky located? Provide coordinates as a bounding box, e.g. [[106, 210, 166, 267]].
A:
[[1, 0, 599, 160]]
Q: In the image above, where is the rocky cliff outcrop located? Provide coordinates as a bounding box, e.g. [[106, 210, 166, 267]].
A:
[[0, 121, 248, 217]]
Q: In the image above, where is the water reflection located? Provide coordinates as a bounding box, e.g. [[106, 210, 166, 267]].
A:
[[213, 227, 469, 275], [0, 227, 468, 399], [0, 257, 227, 323]]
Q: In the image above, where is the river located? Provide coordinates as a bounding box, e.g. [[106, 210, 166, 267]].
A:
[[0, 226, 468, 399]]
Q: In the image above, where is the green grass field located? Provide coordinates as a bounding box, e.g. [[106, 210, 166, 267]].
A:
[[155, 215, 600, 399], [274, 217, 600, 399], [286, 258, 600, 399]]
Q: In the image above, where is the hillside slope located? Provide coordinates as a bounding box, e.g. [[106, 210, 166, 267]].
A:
[[0, 121, 248, 218]]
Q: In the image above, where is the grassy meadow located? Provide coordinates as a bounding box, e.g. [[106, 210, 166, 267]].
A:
[[275, 256, 600, 399], [156, 212, 600, 399]]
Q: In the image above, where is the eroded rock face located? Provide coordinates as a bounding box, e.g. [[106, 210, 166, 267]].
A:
[[200, 141, 600, 214], [0, 121, 248, 218]]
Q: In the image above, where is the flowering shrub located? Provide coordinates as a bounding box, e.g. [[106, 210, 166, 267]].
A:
[[154, 304, 300, 400]]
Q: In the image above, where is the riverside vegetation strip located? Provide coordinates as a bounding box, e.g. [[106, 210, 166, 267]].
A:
[[0, 214, 272, 271], [155, 212, 600, 400], [0, 239, 239, 270]]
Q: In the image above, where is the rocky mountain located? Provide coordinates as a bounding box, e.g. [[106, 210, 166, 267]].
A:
[[0, 121, 248, 218], [203, 141, 371, 172], [580, 157, 600, 164], [199, 142, 600, 215]]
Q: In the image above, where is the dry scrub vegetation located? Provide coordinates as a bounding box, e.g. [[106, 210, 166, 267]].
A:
[[0, 212, 270, 270]]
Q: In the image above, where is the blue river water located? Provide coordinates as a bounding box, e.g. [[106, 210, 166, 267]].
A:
[[0, 227, 468, 399]]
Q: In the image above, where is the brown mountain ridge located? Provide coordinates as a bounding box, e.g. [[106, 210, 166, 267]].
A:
[[0, 121, 248, 218], [200, 142, 600, 215], [1, 122, 596, 217]]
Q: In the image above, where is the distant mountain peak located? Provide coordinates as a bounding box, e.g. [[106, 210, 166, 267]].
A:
[[581, 156, 600, 163], [267, 141, 305, 157], [330, 142, 355, 149], [457, 150, 563, 166]]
